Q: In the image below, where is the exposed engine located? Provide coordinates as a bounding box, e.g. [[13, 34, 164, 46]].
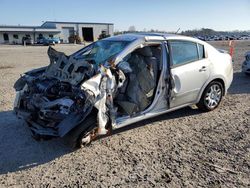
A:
[[14, 47, 99, 139]]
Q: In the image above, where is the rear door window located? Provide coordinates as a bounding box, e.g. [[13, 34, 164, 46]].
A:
[[198, 43, 205, 59], [169, 40, 199, 66]]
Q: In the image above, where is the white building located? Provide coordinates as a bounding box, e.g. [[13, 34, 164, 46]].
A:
[[0, 21, 114, 44]]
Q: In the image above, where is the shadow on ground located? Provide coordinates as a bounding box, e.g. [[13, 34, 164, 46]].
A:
[[0, 111, 71, 174], [0, 107, 201, 175], [0, 72, 248, 174], [228, 72, 250, 95]]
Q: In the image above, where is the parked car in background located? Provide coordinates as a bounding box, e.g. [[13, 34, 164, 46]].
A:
[[240, 35, 250, 40], [37, 37, 61, 45], [44, 37, 61, 45], [36, 36, 45, 44], [13, 33, 233, 148], [242, 51, 250, 75], [98, 30, 110, 40], [22, 36, 33, 45]]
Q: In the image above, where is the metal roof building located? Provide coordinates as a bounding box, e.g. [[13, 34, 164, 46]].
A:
[[0, 21, 114, 44]]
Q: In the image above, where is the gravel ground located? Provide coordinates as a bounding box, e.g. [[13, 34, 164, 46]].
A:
[[0, 41, 249, 187]]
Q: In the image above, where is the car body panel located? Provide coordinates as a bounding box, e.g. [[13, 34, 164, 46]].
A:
[[242, 62, 250, 74], [242, 51, 250, 74], [170, 58, 211, 107]]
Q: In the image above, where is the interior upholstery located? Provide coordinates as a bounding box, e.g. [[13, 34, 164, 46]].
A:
[[116, 46, 161, 115]]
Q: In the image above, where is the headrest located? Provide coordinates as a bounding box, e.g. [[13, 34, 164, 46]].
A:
[[136, 46, 153, 57]]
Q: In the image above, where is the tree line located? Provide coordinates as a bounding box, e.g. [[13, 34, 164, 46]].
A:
[[114, 26, 250, 36]]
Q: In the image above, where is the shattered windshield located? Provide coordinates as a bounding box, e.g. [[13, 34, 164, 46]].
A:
[[74, 40, 132, 65]]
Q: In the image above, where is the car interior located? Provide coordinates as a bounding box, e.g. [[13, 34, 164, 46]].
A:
[[114, 44, 162, 116]]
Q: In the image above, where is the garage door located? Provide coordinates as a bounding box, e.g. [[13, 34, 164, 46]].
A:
[[82, 27, 94, 42], [61, 27, 74, 43]]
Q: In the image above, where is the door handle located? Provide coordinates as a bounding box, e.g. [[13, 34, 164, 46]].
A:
[[199, 66, 207, 72]]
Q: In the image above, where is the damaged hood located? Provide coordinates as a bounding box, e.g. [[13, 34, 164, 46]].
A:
[[46, 47, 96, 85]]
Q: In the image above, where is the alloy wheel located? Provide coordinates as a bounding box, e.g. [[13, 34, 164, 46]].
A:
[[204, 84, 222, 109]]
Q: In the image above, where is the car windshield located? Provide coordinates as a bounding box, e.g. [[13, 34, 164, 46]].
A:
[[74, 40, 131, 65]]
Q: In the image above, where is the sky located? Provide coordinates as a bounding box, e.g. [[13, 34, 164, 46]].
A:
[[0, 0, 249, 32]]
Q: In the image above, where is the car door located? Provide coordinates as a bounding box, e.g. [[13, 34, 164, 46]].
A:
[[168, 40, 210, 108]]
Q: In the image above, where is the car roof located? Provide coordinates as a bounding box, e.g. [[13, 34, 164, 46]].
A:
[[106, 32, 204, 44]]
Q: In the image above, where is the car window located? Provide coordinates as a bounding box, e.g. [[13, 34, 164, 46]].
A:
[[169, 41, 199, 66], [198, 44, 205, 59], [74, 40, 131, 66]]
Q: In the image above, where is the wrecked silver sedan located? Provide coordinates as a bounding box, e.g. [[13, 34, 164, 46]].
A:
[[14, 33, 233, 147]]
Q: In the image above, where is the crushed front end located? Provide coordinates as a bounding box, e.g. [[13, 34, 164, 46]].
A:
[[13, 46, 117, 140]]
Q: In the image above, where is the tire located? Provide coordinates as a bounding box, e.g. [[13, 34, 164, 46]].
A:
[[64, 115, 97, 149], [197, 81, 223, 112]]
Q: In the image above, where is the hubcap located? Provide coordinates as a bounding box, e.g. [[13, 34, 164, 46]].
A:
[[205, 84, 222, 109]]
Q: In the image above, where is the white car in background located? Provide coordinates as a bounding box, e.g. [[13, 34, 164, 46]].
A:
[[242, 51, 250, 75]]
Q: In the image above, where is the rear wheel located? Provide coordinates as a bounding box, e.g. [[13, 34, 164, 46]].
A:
[[197, 81, 223, 111]]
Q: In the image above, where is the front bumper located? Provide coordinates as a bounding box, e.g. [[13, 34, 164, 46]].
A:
[[14, 108, 58, 139], [13, 88, 90, 139]]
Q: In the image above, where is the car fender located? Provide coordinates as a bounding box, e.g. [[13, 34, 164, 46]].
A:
[[196, 74, 227, 104]]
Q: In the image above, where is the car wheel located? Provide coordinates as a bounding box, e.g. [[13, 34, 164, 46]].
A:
[[197, 81, 223, 111], [64, 115, 97, 149]]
